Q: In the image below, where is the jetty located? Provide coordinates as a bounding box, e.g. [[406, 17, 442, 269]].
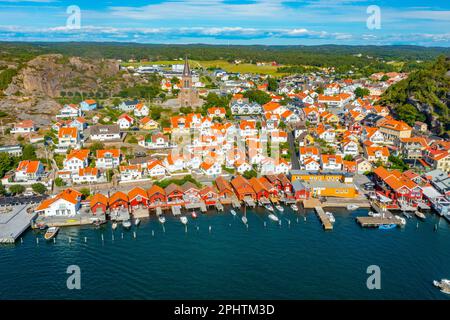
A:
[[314, 206, 333, 230], [0, 205, 36, 244], [155, 207, 162, 216], [171, 205, 182, 216], [185, 202, 207, 213], [231, 197, 241, 208], [243, 197, 256, 208], [215, 202, 224, 212], [356, 216, 402, 228]]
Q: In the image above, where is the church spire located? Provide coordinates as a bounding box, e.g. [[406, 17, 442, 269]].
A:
[[183, 55, 191, 77]]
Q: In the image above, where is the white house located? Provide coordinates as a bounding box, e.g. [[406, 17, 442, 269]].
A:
[[236, 161, 252, 174], [57, 104, 82, 118], [72, 167, 101, 184], [11, 120, 36, 134], [303, 158, 320, 172], [96, 149, 121, 169], [200, 161, 222, 176], [117, 114, 134, 129], [15, 160, 44, 182], [147, 160, 167, 177], [133, 103, 150, 117], [321, 155, 343, 171], [63, 149, 89, 174], [35, 189, 82, 217], [89, 125, 121, 142]]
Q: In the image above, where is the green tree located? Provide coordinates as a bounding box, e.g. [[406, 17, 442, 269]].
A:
[[54, 177, 66, 187], [354, 87, 370, 98], [243, 90, 271, 105], [89, 142, 105, 153], [31, 183, 47, 194], [80, 188, 90, 199], [22, 144, 37, 160], [243, 170, 257, 179], [267, 77, 278, 92], [9, 184, 25, 195]]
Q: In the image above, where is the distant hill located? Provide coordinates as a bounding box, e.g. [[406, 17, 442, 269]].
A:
[[380, 56, 450, 136]]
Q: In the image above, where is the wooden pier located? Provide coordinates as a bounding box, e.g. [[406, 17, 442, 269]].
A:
[[314, 206, 333, 230], [215, 202, 224, 212], [356, 216, 402, 228], [259, 197, 270, 205], [231, 197, 241, 208], [185, 202, 207, 212], [171, 205, 182, 216], [243, 197, 256, 208], [155, 207, 162, 216]]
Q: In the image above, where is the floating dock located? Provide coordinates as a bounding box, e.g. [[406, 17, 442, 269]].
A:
[[314, 206, 333, 230], [0, 205, 36, 244]]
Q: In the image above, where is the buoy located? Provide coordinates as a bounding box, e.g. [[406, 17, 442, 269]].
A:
[[121, 233, 124, 239], [209, 225, 212, 233], [279, 220, 282, 226], [101, 234, 104, 242], [264, 221, 266, 227], [20, 238, 23, 244], [246, 224, 249, 230], [133, 231, 136, 239], [416, 222, 419, 229], [112, 234, 114, 241], [434, 224, 438, 232], [53, 238, 56, 243], [296, 218, 299, 223], [84, 237, 87, 243], [152, 230, 154, 237], [69, 237, 71, 243], [288, 220, 291, 226], [36, 237, 39, 244], [304, 216, 307, 221]]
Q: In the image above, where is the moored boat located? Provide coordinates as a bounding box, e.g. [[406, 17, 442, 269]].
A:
[[433, 279, 450, 294], [241, 215, 248, 224], [134, 218, 141, 226], [379, 224, 397, 230], [394, 216, 406, 226], [122, 220, 132, 229], [158, 216, 166, 224], [325, 211, 335, 223], [230, 210, 237, 216], [44, 227, 59, 241], [346, 204, 359, 211], [180, 216, 188, 225], [112, 222, 118, 230], [275, 205, 284, 212], [268, 214, 279, 222], [291, 204, 299, 211], [191, 211, 198, 219], [264, 204, 274, 212], [415, 211, 426, 220], [368, 211, 382, 218]]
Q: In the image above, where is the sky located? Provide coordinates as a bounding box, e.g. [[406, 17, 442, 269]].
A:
[[0, 0, 449, 46]]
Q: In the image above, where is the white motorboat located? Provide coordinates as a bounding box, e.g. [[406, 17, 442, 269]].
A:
[[275, 205, 284, 212], [191, 211, 198, 219], [415, 211, 426, 220], [346, 204, 359, 211], [44, 227, 59, 241], [264, 204, 274, 212], [158, 216, 166, 224], [368, 211, 382, 218], [122, 220, 132, 229], [291, 204, 299, 211], [230, 210, 237, 216], [394, 216, 406, 226], [180, 216, 188, 225], [134, 218, 141, 226], [112, 222, 118, 230], [268, 214, 279, 222], [433, 279, 450, 294], [325, 212, 335, 223], [241, 216, 248, 224]]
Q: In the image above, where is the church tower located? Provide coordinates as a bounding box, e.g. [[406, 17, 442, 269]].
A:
[[178, 56, 201, 107]]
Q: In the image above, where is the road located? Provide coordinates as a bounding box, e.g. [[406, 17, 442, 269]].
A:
[[288, 130, 300, 170]]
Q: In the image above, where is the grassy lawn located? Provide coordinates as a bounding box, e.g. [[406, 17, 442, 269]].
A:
[[122, 59, 287, 76]]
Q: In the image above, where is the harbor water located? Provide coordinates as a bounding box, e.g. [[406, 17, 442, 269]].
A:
[[1, 207, 450, 300]]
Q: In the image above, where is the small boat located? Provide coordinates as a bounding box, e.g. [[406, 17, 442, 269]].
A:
[[44, 227, 59, 241], [379, 224, 397, 230], [38, 223, 48, 231], [415, 211, 426, 220], [346, 204, 359, 211], [180, 216, 188, 225], [241, 215, 248, 224], [394, 216, 406, 226], [158, 216, 166, 224], [368, 211, 382, 218], [122, 220, 132, 229], [230, 210, 237, 216], [433, 279, 450, 295], [275, 205, 284, 212], [264, 204, 274, 212], [92, 219, 106, 228], [268, 214, 279, 222], [112, 222, 118, 230], [134, 218, 141, 226], [291, 204, 299, 211], [325, 212, 335, 223], [191, 211, 198, 219]]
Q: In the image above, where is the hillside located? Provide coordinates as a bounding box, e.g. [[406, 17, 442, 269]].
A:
[[380, 56, 450, 136]]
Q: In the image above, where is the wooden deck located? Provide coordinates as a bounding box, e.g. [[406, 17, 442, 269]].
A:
[[314, 206, 333, 230], [356, 216, 402, 228]]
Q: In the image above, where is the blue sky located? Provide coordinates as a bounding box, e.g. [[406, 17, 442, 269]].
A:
[[0, 0, 449, 46]]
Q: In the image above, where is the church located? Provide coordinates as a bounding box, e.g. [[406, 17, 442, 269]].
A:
[[177, 57, 202, 108]]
